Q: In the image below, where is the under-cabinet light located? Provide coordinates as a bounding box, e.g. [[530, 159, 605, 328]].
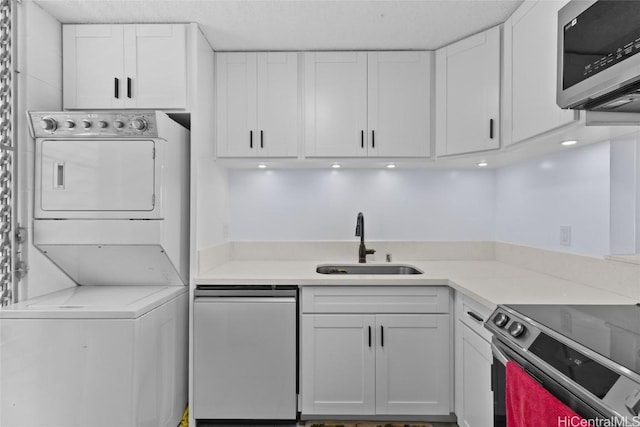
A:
[[257, 163, 267, 169], [331, 163, 341, 168], [386, 163, 396, 169], [477, 161, 489, 167], [560, 140, 578, 146]]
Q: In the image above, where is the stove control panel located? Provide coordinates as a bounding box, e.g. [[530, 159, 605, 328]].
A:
[[28, 111, 159, 138], [485, 307, 540, 349]]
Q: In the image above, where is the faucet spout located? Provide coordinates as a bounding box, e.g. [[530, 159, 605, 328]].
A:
[[355, 212, 375, 263]]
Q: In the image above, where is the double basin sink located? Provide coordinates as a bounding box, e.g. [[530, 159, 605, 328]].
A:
[[316, 264, 423, 275]]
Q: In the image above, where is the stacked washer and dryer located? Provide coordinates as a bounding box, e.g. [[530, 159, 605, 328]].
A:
[[0, 111, 189, 427]]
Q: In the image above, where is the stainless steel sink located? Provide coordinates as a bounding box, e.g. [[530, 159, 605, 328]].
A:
[[316, 264, 423, 275]]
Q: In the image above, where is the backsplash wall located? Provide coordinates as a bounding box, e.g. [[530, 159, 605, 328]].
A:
[[228, 168, 497, 241], [495, 141, 611, 257], [227, 141, 615, 257]]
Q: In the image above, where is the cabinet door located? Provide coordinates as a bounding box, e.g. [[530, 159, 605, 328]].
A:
[[368, 52, 431, 158], [375, 315, 451, 415], [301, 314, 375, 415], [305, 52, 368, 157], [507, 1, 576, 145], [216, 52, 258, 157], [256, 52, 299, 157], [436, 26, 500, 156], [457, 322, 493, 427], [63, 25, 125, 109], [124, 24, 187, 109]]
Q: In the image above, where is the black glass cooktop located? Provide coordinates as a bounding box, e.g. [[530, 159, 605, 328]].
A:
[[507, 304, 640, 376]]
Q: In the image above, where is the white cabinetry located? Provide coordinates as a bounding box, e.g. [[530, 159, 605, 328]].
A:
[[301, 286, 451, 417], [436, 26, 500, 156], [503, 0, 577, 146], [454, 293, 493, 427], [63, 24, 187, 110], [216, 52, 299, 158], [305, 51, 431, 158]]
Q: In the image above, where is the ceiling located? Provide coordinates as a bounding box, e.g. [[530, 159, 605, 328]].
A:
[[33, 0, 524, 51]]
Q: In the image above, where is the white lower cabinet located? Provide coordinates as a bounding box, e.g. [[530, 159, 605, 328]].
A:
[[454, 293, 494, 427], [375, 314, 451, 415], [301, 286, 452, 417]]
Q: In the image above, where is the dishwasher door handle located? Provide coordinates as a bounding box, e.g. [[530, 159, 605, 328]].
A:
[[194, 297, 296, 304]]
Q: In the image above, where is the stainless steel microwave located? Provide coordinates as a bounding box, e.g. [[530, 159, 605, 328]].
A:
[[557, 0, 640, 112]]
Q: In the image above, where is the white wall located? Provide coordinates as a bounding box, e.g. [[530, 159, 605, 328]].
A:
[[495, 141, 611, 256], [18, 0, 75, 299], [228, 168, 496, 241], [610, 136, 640, 255]]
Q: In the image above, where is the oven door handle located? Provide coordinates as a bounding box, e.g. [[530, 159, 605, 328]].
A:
[[491, 340, 510, 366]]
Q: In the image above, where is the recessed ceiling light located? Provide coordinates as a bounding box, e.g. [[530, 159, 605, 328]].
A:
[[561, 140, 578, 146], [477, 161, 489, 167], [257, 163, 267, 169], [386, 163, 396, 169], [332, 163, 341, 168]]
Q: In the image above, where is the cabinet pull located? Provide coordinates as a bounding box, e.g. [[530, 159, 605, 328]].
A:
[[361, 130, 364, 149], [489, 119, 494, 139], [250, 130, 253, 149], [380, 325, 384, 347], [372, 130, 375, 148], [260, 130, 264, 148], [467, 311, 484, 323], [114, 78, 119, 99], [368, 326, 371, 347], [127, 78, 132, 99]]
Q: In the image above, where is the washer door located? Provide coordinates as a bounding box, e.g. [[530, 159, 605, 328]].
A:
[[40, 139, 155, 212]]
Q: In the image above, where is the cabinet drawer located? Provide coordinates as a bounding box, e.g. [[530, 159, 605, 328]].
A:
[[455, 292, 493, 342], [302, 286, 450, 314]]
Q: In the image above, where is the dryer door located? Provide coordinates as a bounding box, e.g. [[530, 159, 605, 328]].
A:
[[39, 139, 155, 212]]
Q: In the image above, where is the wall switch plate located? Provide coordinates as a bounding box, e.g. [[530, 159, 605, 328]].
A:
[[560, 225, 572, 246]]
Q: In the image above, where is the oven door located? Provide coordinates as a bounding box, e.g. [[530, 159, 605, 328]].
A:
[[491, 337, 608, 426]]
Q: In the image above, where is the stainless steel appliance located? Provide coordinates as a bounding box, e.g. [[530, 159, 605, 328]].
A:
[[486, 304, 640, 426], [193, 285, 298, 424], [28, 110, 190, 285], [557, 0, 640, 112]]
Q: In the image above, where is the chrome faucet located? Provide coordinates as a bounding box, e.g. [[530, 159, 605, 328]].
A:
[[355, 212, 375, 263]]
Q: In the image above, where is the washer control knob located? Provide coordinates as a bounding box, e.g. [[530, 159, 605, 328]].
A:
[[509, 322, 526, 338], [113, 120, 125, 129], [81, 120, 92, 129], [64, 120, 76, 129], [494, 313, 510, 328], [130, 118, 148, 132], [98, 121, 109, 129], [39, 117, 57, 132]]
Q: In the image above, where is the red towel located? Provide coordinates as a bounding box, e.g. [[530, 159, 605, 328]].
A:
[[506, 361, 585, 427]]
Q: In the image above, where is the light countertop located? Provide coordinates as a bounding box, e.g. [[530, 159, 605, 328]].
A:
[[195, 259, 639, 310]]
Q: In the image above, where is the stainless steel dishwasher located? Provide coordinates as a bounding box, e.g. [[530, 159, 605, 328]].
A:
[[193, 285, 298, 423]]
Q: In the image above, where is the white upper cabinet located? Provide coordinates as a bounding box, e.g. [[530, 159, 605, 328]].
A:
[[305, 52, 368, 157], [436, 26, 501, 156], [216, 52, 299, 158], [63, 24, 187, 110], [504, 0, 577, 146], [216, 52, 300, 157], [368, 52, 431, 158], [305, 51, 432, 158]]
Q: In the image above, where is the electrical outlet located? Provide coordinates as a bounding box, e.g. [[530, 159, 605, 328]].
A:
[[560, 225, 572, 246]]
